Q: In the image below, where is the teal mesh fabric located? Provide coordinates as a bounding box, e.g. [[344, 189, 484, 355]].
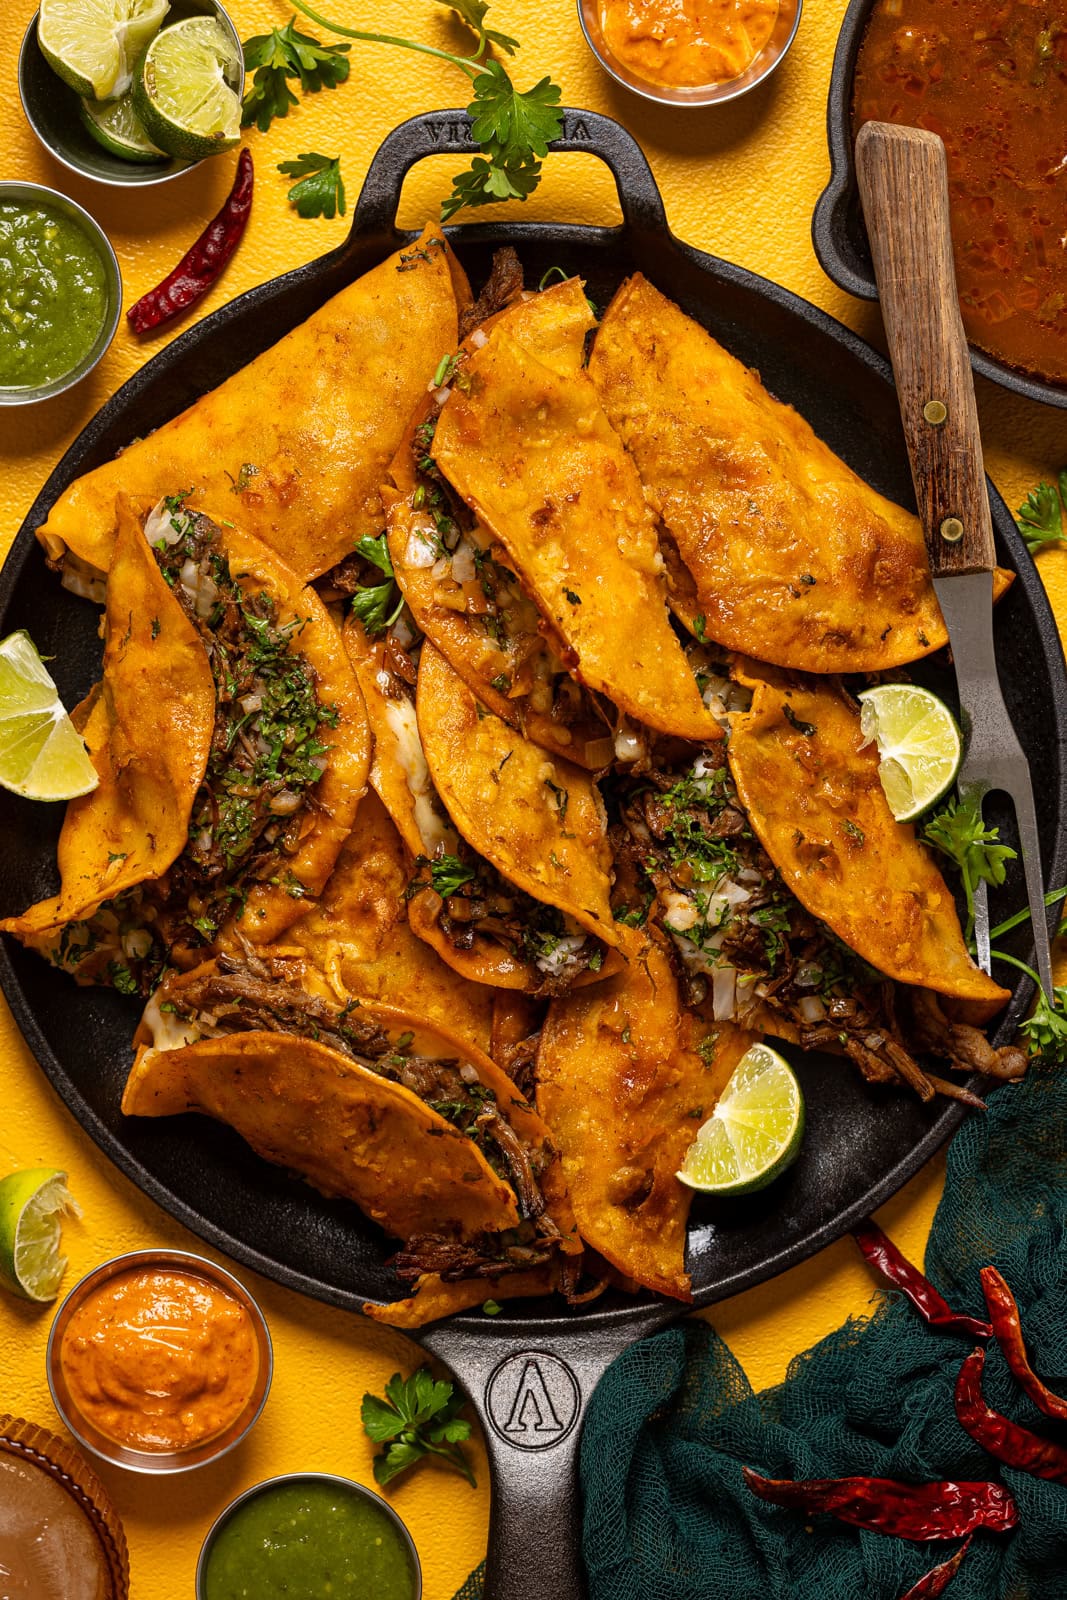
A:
[[453, 1044, 1067, 1599]]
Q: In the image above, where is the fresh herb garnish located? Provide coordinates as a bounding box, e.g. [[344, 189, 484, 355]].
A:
[[692, 614, 708, 643], [351, 533, 404, 636], [242, 19, 351, 132], [1015, 470, 1067, 555], [482, 1298, 503, 1315], [430, 855, 477, 898], [842, 819, 865, 844], [360, 1367, 476, 1488], [923, 794, 1017, 943], [278, 151, 346, 219]]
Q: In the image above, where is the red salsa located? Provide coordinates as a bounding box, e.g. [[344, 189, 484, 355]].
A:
[[853, 0, 1067, 386]]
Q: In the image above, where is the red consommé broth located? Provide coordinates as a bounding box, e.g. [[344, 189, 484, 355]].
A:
[[853, 0, 1067, 387]]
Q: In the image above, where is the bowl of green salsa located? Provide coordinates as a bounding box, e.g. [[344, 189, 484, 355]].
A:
[[0, 181, 121, 405], [196, 1473, 423, 1600]]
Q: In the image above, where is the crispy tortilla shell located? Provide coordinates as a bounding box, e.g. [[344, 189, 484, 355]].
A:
[[365, 1267, 558, 1328], [39, 226, 469, 584], [537, 941, 758, 1298], [727, 668, 1010, 1009], [431, 328, 721, 741], [589, 275, 1012, 673], [1, 499, 214, 941]]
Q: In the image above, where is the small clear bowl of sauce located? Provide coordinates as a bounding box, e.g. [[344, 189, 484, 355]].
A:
[[0, 1414, 129, 1599], [0, 181, 121, 406], [46, 1249, 272, 1473], [578, 0, 803, 105], [197, 1474, 423, 1600]]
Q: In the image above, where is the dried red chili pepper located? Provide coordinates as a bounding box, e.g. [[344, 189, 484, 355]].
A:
[[853, 1221, 992, 1339], [899, 1536, 972, 1599], [741, 1467, 1018, 1539], [127, 148, 254, 335], [955, 1346, 1067, 1482], [981, 1266, 1067, 1422]]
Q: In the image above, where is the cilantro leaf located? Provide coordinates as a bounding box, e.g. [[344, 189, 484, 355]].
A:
[[355, 533, 394, 578], [431, 855, 476, 898], [1019, 983, 1067, 1064], [1016, 477, 1065, 554], [242, 21, 350, 133], [434, 0, 519, 55], [924, 794, 1017, 942], [278, 151, 346, 219], [351, 581, 402, 635], [361, 1366, 476, 1487]]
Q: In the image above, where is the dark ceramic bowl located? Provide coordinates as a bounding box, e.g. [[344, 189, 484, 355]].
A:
[[812, 0, 1067, 410]]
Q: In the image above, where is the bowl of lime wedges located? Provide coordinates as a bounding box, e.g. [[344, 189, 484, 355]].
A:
[[18, 0, 244, 188]]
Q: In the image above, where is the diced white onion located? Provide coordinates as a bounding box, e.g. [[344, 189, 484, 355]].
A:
[[798, 995, 827, 1023], [194, 575, 219, 619], [662, 891, 697, 932], [434, 386, 452, 406], [432, 557, 451, 581], [269, 790, 302, 815], [614, 727, 644, 762], [179, 557, 198, 590], [405, 533, 437, 569], [144, 499, 185, 548], [795, 963, 822, 989], [459, 1062, 481, 1083], [535, 934, 587, 975], [240, 692, 263, 714], [122, 928, 153, 961], [471, 328, 488, 349], [392, 616, 415, 650], [451, 541, 476, 584], [712, 966, 737, 1020]]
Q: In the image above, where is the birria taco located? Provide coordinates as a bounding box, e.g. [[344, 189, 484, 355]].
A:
[[38, 225, 469, 591], [3, 495, 370, 992], [589, 274, 1010, 673], [124, 966, 580, 1326]]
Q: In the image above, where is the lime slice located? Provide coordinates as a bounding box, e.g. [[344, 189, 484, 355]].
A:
[[0, 630, 99, 802], [133, 17, 242, 161], [677, 1042, 805, 1195], [81, 89, 167, 163], [38, 0, 170, 100], [0, 1169, 81, 1302], [858, 683, 962, 822]]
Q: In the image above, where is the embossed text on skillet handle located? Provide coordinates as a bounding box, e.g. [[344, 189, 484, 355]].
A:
[[420, 1302, 677, 1600]]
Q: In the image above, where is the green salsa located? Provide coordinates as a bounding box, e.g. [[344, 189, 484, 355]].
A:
[[202, 1479, 419, 1600], [0, 201, 110, 389]]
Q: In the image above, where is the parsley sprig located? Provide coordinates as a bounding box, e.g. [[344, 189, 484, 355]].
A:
[[361, 1367, 476, 1487], [275, 0, 563, 221], [1015, 470, 1067, 555], [242, 20, 351, 132], [278, 151, 346, 219], [351, 534, 404, 635], [923, 794, 1017, 943]]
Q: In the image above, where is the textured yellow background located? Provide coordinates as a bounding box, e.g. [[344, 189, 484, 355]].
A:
[[1, 2, 1065, 1597]]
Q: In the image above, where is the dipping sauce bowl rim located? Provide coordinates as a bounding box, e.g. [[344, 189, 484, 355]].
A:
[[18, 1, 246, 191], [195, 1471, 424, 1600], [576, 0, 803, 107], [0, 178, 122, 407], [46, 1247, 274, 1475]]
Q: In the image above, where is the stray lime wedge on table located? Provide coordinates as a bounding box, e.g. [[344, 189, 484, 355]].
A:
[[38, 0, 170, 100], [0, 1169, 81, 1302], [858, 683, 961, 823], [0, 630, 99, 802], [677, 1042, 805, 1195], [81, 89, 166, 163], [133, 16, 242, 162]]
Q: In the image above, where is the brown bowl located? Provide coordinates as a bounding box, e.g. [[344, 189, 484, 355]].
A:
[[0, 1414, 130, 1599], [46, 1248, 273, 1474]]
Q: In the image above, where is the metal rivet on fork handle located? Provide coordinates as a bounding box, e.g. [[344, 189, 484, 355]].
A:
[[940, 516, 964, 543], [923, 399, 948, 424]]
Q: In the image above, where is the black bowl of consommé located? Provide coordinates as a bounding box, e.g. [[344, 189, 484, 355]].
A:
[[812, 0, 1067, 410]]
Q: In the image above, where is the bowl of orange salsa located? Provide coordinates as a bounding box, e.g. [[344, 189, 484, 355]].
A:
[[814, 0, 1067, 408], [46, 1249, 272, 1473]]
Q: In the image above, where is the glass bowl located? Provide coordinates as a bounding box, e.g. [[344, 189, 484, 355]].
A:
[[18, 0, 245, 188], [577, 0, 803, 106], [0, 180, 122, 406], [46, 1248, 273, 1474]]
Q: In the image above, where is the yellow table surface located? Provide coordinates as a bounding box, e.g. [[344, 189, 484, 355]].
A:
[[1, 2, 1065, 1596]]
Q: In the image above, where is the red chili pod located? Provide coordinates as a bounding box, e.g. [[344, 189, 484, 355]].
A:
[[741, 1467, 1018, 1540], [127, 148, 254, 335], [899, 1536, 972, 1599], [981, 1266, 1067, 1422], [955, 1346, 1067, 1482], [853, 1221, 992, 1339]]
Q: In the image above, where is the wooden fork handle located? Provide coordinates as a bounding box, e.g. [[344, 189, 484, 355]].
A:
[[855, 120, 995, 577]]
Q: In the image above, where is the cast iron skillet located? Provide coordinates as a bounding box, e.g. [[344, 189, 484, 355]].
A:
[[2, 111, 1065, 1600], [812, 0, 1067, 411]]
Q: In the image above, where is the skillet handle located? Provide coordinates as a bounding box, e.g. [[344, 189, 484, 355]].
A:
[[419, 1302, 677, 1600], [349, 108, 669, 245]]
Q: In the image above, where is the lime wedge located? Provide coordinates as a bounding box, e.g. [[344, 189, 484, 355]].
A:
[[81, 89, 167, 163], [677, 1042, 804, 1195], [38, 0, 170, 100], [133, 16, 242, 161], [0, 631, 99, 802], [858, 683, 962, 822], [0, 1169, 81, 1302]]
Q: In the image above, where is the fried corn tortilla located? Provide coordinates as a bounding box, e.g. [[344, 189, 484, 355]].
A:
[[38, 225, 470, 586], [589, 274, 1011, 673], [727, 667, 1010, 1009], [430, 327, 721, 741], [365, 1266, 558, 1328], [386, 277, 608, 766], [537, 941, 758, 1298]]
